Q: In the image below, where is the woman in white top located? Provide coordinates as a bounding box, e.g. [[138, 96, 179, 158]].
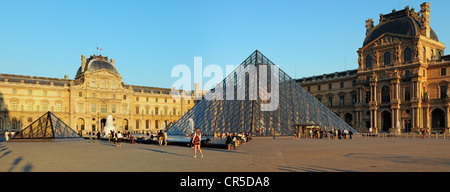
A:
[[116, 131, 123, 148], [192, 128, 203, 158]]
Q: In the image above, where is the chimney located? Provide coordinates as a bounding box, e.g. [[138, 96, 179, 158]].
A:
[[420, 2, 431, 38], [64, 75, 68, 80], [81, 55, 86, 72], [110, 59, 115, 65], [365, 19, 374, 36]]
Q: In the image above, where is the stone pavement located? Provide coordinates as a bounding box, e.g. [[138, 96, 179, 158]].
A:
[[1, 136, 450, 172]]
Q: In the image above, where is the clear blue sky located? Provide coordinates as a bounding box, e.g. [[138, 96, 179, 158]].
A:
[[1, 0, 449, 89]]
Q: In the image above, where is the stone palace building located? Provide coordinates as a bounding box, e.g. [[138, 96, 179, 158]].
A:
[[297, 2, 450, 134], [0, 54, 196, 134]]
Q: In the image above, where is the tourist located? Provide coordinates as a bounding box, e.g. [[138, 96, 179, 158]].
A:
[[158, 130, 163, 146], [96, 131, 101, 141], [4, 130, 9, 142], [226, 133, 233, 150], [192, 128, 203, 158], [349, 130, 353, 139], [163, 130, 168, 146], [116, 131, 123, 148], [343, 129, 348, 139]]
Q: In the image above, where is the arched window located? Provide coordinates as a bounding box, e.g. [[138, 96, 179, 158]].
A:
[[366, 55, 372, 68], [384, 51, 391, 65], [381, 86, 390, 103], [404, 47, 412, 62]]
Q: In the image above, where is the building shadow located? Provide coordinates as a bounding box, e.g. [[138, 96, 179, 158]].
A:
[[138, 147, 191, 157], [344, 152, 450, 167], [277, 165, 357, 172]]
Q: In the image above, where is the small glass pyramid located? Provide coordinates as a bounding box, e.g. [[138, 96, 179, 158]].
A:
[[11, 111, 82, 141]]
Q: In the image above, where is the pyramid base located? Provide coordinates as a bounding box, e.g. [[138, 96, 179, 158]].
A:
[[8, 138, 85, 142]]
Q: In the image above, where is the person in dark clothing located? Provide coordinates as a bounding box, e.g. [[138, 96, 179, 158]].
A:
[[226, 133, 233, 150], [97, 131, 101, 141]]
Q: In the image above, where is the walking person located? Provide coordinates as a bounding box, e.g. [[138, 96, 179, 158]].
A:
[[116, 131, 123, 148], [163, 130, 168, 146], [4, 130, 9, 142], [349, 130, 353, 139], [96, 131, 101, 141], [192, 128, 203, 158]]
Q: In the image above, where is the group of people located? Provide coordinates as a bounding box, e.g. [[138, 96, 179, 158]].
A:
[[225, 132, 252, 150], [294, 128, 354, 140], [85, 130, 137, 147], [3, 131, 14, 141]]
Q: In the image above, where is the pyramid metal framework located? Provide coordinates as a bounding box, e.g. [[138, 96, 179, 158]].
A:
[[167, 50, 356, 136], [11, 111, 82, 141]]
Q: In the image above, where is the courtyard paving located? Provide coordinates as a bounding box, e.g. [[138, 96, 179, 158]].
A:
[[1, 136, 450, 172]]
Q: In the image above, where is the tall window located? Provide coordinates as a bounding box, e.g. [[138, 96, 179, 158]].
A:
[[146, 120, 150, 129], [135, 106, 140, 114], [381, 86, 390, 103], [366, 55, 372, 68], [404, 47, 412, 62], [11, 101, 17, 111], [122, 105, 127, 114], [27, 102, 33, 111], [155, 120, 159, 129], [0, 118, 4, 131], [42, 102, 48, 112], [405, 87, 411, 101], [78, 103, 83, 113], [155, 107, 159, 115], [100, 103, 107, 113], [112, 104, 116, 113], [328, 97, 333, 107], [136, 120, 140, 129], [365, 91, 371, 103], [91, 103, 96, 113], [441, 68, 447, 76], [340, 95, 345, 106], [440, 85, 447, 99], [56, 103, 62, 112], [384, 51, 391, 65]]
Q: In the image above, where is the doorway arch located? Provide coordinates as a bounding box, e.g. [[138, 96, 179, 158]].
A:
[[77, 118, 85, 131], [431, 108, 446, 132], [381, 110, 392, 132], [122, 119, 129, 131], [344, 113, 353, 127]]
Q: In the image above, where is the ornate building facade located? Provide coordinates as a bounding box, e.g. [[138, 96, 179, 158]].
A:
[[297, 2, 450, 134], [0, 54, 196, 134]]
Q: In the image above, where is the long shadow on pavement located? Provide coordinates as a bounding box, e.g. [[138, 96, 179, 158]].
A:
[[138, 147, 191, 157]]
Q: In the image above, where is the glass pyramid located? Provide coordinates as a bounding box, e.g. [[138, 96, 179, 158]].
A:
[[167, 50, 356, 136], [11, 111, 83, 141]]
